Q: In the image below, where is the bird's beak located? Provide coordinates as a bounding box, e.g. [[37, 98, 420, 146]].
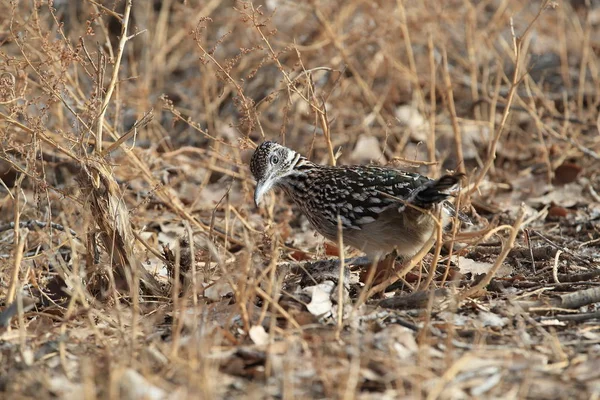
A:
[[254, 178, 272, 207]]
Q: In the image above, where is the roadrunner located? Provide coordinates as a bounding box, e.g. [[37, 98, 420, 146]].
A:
[[250, 141, 463, 262]]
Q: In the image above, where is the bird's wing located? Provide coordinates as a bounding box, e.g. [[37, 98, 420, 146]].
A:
[[310, 166, 432, 229]]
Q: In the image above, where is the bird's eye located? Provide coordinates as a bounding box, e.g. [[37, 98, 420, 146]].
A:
[[270, 155, 279, 165]]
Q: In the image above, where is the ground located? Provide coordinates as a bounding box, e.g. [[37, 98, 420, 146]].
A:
[[1, 1, 600, 399]]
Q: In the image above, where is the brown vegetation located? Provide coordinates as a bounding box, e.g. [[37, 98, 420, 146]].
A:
[[1, 0, 599, 398]]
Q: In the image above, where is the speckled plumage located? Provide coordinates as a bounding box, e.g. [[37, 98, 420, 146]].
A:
[[250, 141, 463, 259]]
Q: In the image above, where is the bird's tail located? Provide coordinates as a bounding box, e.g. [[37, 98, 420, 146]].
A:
[[413, 173, 465, 207]]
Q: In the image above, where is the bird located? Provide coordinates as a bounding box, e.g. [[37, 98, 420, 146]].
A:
[[250, 141, 464, 263]]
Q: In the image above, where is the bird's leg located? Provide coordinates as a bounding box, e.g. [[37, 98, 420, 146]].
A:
[[359, 250, 398, 290]]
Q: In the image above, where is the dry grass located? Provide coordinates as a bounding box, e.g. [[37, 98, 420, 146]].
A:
[[1, 0, 600, 398]]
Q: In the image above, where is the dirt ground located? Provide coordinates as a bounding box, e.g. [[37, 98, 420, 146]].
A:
[[1, 1, 600, 399]]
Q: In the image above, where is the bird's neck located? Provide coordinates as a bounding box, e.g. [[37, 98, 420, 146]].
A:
[[291, 154, 319, 172], [278, 154, 318, 191]]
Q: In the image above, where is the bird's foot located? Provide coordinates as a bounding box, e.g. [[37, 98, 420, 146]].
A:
[[359, 252, 400, 297]]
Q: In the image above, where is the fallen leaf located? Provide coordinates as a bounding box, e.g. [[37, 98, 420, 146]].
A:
[[453, 256, 512, 278], [548, 205, 569, 218], [249, 325, 270, 346], [529, 182, 584, 208], [553, 162, 582, 185], [374, 325, 418, 359], [539, 319, 566, 327], [324, 242, 340, 256], [304, 281, 334, 317], [290, 250, 310, 261]]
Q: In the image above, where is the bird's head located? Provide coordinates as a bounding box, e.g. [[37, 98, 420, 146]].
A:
[[249, 141, 298, 206]]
